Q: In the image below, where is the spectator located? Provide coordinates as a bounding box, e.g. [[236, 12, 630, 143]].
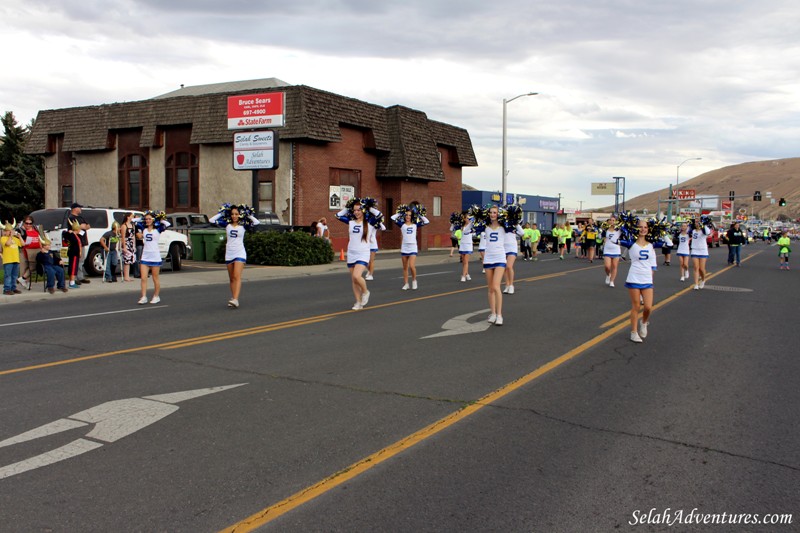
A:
[[63, 219, 83, 289], [17, 216, 41, 289], [121, 212, 137, 281], [36, 235, 68, 293], [66, 203, 91, 284], [2, 221, 24, 295], [521, 223, 533, 261], [100, 222, 121, 282], [530, 223, 541, 261]]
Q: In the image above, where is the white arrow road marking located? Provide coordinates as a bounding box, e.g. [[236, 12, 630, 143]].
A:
[[0, 383, 247, 480], [421, 309, 493, 339]]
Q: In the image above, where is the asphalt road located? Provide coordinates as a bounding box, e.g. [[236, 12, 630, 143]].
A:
[[0, 243, 797, 532]]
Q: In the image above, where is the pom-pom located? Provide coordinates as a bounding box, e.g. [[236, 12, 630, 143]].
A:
[[500, 204, 523, 230], [449, 212, 463, 229]]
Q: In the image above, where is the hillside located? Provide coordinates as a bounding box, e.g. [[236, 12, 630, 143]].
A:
[[601, 157, 800, 220]]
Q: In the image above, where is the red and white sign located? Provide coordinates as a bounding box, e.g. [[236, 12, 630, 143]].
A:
[[676, 189, 696, 199], [721, 201, 732, 210], [227, 92, 285, 130], [232, 130, 278, 170]]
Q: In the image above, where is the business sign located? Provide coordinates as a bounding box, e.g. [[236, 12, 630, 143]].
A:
[[539, 199, 559, 211], [688, 195, 718, 210], [227, 92, 285, 130], [232, 130, 278, 170], [675, 189, 696, 199], [721, 201, 732, 210], [329, 185, 355, 210], [591, 182, 616, 195], [680, 208, 700, 217]]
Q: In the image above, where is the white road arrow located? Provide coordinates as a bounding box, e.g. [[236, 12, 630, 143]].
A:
[[421, 309, 493, 339], [0, 384, 247, 480]]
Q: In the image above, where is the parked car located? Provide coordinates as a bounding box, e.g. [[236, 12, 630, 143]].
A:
[[252, 211, 306, 233], [31, 208, 191, 276], [165, 212, 213, 230]]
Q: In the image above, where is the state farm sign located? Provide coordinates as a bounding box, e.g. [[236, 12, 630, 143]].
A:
[[227, 92, 285, 130], [232, 131, 278, 170]]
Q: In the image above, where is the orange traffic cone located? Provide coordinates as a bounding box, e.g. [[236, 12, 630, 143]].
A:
[[339, 249, 346, 261]]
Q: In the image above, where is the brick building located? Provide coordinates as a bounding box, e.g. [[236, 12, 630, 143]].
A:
[[25, 79, 478, 251]]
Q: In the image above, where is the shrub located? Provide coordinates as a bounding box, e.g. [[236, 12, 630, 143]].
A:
[[213, 230, 334, 266]]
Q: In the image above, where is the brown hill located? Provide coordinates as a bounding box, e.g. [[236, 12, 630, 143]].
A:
[[602, 157, 800, 220]]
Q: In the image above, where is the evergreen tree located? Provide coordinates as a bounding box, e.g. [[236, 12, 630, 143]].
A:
[[0, 111, 44, 221]]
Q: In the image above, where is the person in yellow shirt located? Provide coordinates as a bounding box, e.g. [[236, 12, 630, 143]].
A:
[[531, 223, 541, 261], [777, 229, 791, 270], [2, 221, 25, 295]]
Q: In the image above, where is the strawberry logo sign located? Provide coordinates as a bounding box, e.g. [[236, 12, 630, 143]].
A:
[[232, 131, 279, 170]]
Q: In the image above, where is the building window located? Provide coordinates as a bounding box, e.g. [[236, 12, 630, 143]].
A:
[[119, 154, 148, 209], [165, 152, 199, 211], [433, 196, 442, 217], [330, 168, 361, 192], [61, 185, 73, 206], [259, 181, 274, 212]]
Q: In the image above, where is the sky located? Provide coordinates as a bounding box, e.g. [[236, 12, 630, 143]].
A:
[[2, 0, 800, 209]]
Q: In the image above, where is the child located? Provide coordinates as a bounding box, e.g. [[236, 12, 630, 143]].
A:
[[36, 236, 67, 293], [100, 221, 122, 282], [777, 229, 791, 270], [2, 221, 24, 295], [624, 218, 657, 343]]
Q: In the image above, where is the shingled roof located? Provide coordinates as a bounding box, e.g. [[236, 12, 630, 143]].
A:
[[25, 83, 478, 180]]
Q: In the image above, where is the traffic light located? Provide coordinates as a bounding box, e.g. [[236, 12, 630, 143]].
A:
[[754, 191, 762, 201], [729, 190, 735, 201], [779, 197, 786, 206]]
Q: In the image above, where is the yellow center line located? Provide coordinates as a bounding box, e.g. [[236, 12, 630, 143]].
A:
[[0, 264, 609, 377]]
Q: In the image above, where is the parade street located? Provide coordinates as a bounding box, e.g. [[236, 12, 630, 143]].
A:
[[0, 244, 796, 532]]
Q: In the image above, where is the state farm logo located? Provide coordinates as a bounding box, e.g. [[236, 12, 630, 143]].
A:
[[237, 118, 274, 126]]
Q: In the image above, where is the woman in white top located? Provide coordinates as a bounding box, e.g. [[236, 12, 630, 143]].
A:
[[337, 201, 382, 309], [675, 223, 691, 281], [602, 215, 622, 287], [457, 212, 474, 282], [690, 218, 712, 290], [210, 205, 259, 308], [482, 206, 508, 326], [390, 204, 429, 290], [501, 206, 525, 295], [625, 219, 657, 343], [135, 211, 170, 305]]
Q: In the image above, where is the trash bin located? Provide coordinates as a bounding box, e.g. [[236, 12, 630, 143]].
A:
[[189, 230, 207, 261], [204, 230, 226, 262]]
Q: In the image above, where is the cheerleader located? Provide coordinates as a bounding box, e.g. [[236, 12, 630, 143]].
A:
[[390, 203, 429, 290], [135, 211, 170, 304], [675, 223, 691, 281], [482, 205, 509, 326], [337, 199, 382, 309], [458, 212, 474, 282], [210, 204, 260, 308], [365, 220, 385, 281], [625, 218, 657, 343], [502, 205, 525, 294], [689, 217, 712, 289], [602, 215, 622, 288]]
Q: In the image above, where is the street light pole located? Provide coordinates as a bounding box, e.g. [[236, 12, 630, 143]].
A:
[[502, 92, 538, 202], [670, 157, 702, 222]]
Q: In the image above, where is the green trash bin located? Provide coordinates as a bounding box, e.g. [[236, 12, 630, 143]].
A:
[[204, 230, 226, 262], [189, 230, 207, 261]]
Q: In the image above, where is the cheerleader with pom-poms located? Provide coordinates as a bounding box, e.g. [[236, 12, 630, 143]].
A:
[[362, 198, 385, 281], [624, 217, 657, 343], [601, 215, 623, 288], [390, 201, 429, 290], [675, 222, 691, 281], [689, 215, 714, 290], [134, 210, 170, 305], [337, 197, 383, 309], [477, 205, 513, 326], [209, 203, 260, 308], [499, 204, 525, 294], [456, 211, 475, 282]]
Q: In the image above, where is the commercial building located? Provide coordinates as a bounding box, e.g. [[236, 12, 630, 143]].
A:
[[25, 78, 477, 251], [461, 190, 560, 230]]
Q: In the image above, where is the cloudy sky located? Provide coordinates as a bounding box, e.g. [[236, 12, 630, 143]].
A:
[[2, 0, 799, 209]]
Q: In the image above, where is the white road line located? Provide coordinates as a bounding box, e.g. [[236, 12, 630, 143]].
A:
[[0, 307, 167, 328], [394, 271, 451, 279]]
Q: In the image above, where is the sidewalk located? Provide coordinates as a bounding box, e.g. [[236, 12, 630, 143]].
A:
[[1, 249, 459, 306]]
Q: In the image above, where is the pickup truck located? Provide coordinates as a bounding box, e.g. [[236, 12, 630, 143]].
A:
[[252, 211, 307, 233], [31, 208, 191, 276]]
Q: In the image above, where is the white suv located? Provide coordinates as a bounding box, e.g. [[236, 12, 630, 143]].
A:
[[30, 208, 191, 276]]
